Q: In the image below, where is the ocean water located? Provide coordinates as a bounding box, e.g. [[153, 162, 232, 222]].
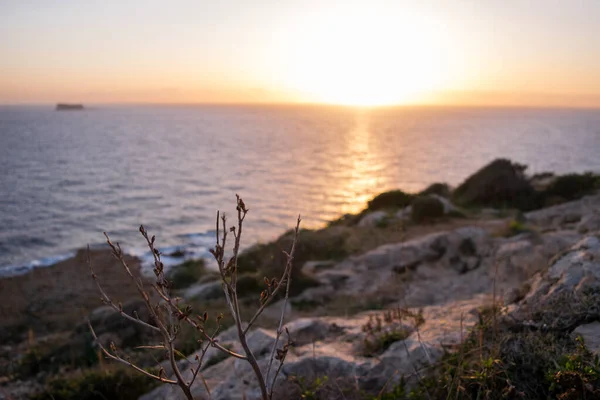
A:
[[1, 105, 599, 276]]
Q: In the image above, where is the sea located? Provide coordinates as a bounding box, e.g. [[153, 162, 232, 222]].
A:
[[1, 104, 599, 276]]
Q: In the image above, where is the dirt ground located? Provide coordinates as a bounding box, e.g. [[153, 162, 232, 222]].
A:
[[0, 249, 147, 342]]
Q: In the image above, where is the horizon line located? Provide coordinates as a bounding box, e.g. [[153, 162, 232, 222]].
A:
[[2, 101, 600, 111]]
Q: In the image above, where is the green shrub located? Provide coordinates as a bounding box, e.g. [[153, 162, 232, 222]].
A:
[[501, 219, 530, 237], [361, 308, 423, 357], [411, 196, 445, 223], [294, 375, 329, 400], [401, 300, 600, 400], [326, 213, 363, 227], [16, 333, 99, 379], [235, 273, 264, 298], [452, 159, 538, 210], [367, 190, 414, 211], [18, 347, 44, 377], [237, 228, 351, 296], [547, 336, 600, 399], [167, 259, 206, 289], [362, 330, 411, 357], [31, 367, 160, 400], [542, 172, 599, 202]]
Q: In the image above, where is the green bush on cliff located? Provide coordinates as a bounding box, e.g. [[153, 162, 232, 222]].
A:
[[452, 158, 538, 210], [542, 172, 599, 202], [15, 333, 99, 379], [237, 228, 351, 296], [167, 259, 206, 289], [411, 196, 445, 223], [495, 219, 531, 237], [32, 367, 160, 400], [235, 273, 265, 297], [367, 190, 414, 211]]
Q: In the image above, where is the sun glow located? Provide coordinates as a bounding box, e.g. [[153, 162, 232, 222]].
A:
[[280, 5, 453, 106]]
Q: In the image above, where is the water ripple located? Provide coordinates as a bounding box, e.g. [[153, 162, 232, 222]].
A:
[[0, 105, 599, 274]]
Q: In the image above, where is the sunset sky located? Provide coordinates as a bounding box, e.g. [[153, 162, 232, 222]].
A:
[[1, 0, 600, 107]]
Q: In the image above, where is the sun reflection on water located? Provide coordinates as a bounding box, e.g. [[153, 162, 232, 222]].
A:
[[318, 109, 391, 220]]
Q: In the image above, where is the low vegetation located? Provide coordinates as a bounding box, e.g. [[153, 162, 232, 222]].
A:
[[494, 218, 532, 238], [543, 172, 600, 203], [167, 259, 207, 290], [410, 196, 445, 223], [367, 190, 415, 211], [361, 307, 425, 357], [451, 159, 599, 211], [84, 196, 302, 400], [6, 159, 600, 400], [237, 227, 349, 296], [452, 159, 537, 210], [378, 301, 600, 400], [278, 290, 600, 400], [31, 367, 160, 400]]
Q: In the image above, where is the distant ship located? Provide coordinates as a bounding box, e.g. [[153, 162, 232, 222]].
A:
[[56, 103, 84, 111]]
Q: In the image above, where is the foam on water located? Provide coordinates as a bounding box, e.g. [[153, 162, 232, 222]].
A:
[[0, 252, 76, 278]]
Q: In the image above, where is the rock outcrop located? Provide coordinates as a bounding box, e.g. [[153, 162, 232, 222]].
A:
[[512, 236, 600, 330], [138, 194, 600, 399]]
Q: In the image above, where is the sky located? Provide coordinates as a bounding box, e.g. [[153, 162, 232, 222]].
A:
[[1, 0, 600, 107]]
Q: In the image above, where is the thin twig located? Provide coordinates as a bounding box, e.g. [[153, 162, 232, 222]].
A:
[[219, 197, 269, 400], [245, 215, 301, 335], [152, 287, 247, 360], [266, 215, 301, 396], [87, 246, 160, 332], [88, 321, 177, 385], [377, 370, 400, 399], [88, 196, 299, 400]]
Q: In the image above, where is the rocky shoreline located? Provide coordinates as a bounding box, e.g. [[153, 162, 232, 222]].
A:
[[141, 192, 600, 400], [1, 159, 599, 399]]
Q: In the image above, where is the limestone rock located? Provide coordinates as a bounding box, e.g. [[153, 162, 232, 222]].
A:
[[577, 213, 600, 233], [525, 193, 600, 229], [140, 194, 600, 400], [429, 194, 460, 214], [302, 260, 336, 275], [514, 236, 600, 328], [358, 210, 390, 227], [286, 318, 336, 346], [182, 280, 223, 301], [573, 322, 600, 355]]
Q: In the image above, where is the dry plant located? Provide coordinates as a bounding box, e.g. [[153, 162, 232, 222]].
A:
[[361, 307, 425, 357], [88, 195, 301, 400]]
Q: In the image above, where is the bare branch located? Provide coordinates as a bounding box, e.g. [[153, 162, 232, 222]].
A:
[[88, 321, 178, 385], [167, 336, 194, 399], [87, 247, 160, 332], [150, 283, 247, 360], [88, 196, 299, 400], [269, 328, 294, 398], [189, 322, 222, 392], [265, 215, 301, 395], [209, 198, 269, 400]]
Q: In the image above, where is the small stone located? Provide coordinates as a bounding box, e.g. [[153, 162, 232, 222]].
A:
[[358, 211, 390, 228], [302, 260, 336, 275]]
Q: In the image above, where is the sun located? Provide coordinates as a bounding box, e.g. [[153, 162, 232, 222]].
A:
[[279, 5, 450, 106]]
